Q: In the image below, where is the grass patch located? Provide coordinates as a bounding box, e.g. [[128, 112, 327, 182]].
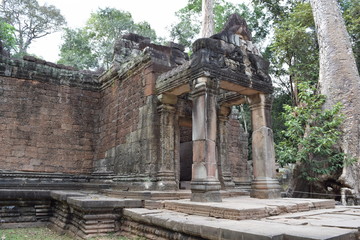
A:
[[0, 228, 136, 240]]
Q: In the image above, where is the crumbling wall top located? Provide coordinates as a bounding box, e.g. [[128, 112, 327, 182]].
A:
[[0, 55, 100, 91], [113, 33, 187, 66]]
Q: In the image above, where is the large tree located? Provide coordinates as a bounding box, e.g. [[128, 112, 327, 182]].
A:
[[341, 0, 360, 72], [269, 2, 318, 106], [58, 7, 157, 70], [201, 0, 214, 37], [309, 0, 360, 194], [170, 0, 271, 49], [0, 19, 15, 54], [0, 0, 66, 56], [58, 28, 98, 70]]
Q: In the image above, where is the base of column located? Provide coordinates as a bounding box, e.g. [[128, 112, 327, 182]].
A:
[[222, 173, 235, 189], [234, 177, 252, 191], [250, 178, 281, 199], [191, 179, 222, 202], [157, 171, 177, 191]]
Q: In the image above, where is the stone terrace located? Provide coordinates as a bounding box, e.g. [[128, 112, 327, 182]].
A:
[[2, 189, 359, 239], [121, 196, 360, 240]]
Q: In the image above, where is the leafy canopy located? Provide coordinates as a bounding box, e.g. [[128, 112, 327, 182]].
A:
[[0, 0, 66, 56], [58, 7, 157, 70], [266, 2, 319, 106]]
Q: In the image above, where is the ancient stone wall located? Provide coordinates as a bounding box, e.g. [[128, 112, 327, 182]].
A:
[[94, 62, 160, 179], [0, 56, 100, 174], [226, 115, 251, 187], [92, 34, 188, 190]]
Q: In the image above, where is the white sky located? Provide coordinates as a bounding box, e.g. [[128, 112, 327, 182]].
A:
[[28, 0, 247, 62]]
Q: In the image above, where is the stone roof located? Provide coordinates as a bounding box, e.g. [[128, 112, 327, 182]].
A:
[[156, 14, 273, 96]]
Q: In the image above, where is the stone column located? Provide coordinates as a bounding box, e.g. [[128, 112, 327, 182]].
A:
[[248, 93, 281, 199], [157, 94, 178, 190], [190, 77, 222, 202], [218, 106, 235, 189]]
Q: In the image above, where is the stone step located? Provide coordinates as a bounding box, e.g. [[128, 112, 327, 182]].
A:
[[123, 208, 357, 240], [102, 189, 249, 200], [162, 196, 336, 221]]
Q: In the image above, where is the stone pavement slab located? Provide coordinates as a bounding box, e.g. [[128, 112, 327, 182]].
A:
[[264, 206, 360, 230], [123, 208, 358, 240]]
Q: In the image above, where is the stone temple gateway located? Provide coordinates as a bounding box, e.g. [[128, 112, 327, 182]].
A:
[[155, 14, 281, 201], [0, 14, 280, 199]]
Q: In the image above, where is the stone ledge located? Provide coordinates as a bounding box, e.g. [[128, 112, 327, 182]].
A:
[[0, 189, 51, 200], [67, 195, 143, 210], [50, 190, 87, 202], [103, 189, 248, 200]]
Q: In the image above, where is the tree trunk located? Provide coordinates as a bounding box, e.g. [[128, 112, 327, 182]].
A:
[[309, 0, 360, 195], [201, 0, 214, 38]]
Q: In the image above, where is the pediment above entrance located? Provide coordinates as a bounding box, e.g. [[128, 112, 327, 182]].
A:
[[156, 13, 273, 107]]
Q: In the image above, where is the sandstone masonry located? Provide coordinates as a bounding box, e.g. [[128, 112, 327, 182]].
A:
[[0, 14, 277, 199]]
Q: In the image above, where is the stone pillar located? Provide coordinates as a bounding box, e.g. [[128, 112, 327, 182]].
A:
[[190, 77, 222, 202], [248, 93, 281, 199], [157, 94, 178, 190], [218, 106, 235, 189]]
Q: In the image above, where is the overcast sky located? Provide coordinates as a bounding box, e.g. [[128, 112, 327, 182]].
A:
[[29, 0, 189, 62], [28, 0, 246, 62]]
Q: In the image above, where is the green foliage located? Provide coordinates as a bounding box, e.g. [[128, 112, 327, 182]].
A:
[[58, 7, 157, 70], [0, 228, 74, 240], [170, 0, 271, 49], [276, 82, 352, 183], [0, 0, 66, 56], [57, 28, 98, 69], [268, 2, 319, 105], [0, 19, 16, 52], [271, 90, 292, 144]]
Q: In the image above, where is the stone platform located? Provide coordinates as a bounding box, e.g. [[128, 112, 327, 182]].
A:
[[1, 190, 359, 239], [122, 207, 359, 240], [121, 196, 360, 240]]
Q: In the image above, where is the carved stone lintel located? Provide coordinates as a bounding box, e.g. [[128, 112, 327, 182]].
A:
[[158, 93, 178, 105]]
